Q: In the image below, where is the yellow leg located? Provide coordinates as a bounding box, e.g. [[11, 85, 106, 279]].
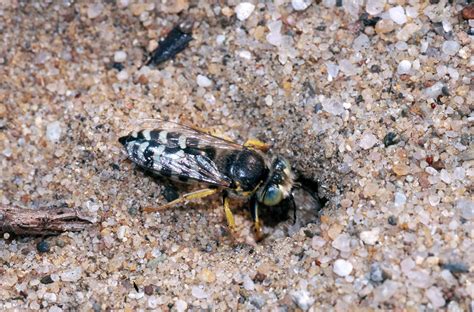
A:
[[144, 188, 219, 213], [223, 194, 236, 232], [251, 200, 265, 241], [244, 138, 270, 153]]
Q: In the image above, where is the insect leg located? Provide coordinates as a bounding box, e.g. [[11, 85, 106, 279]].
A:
[[243, 138, 270, 153], [249, 196, 264, 241], [289, 193, 297, 224], [144, 188, 219, 213], [222, 191, 236, 232]]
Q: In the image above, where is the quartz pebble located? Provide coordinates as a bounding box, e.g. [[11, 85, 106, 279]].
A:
[[60, 267, 82, 282], [87, 3, 104, 19], [292, 0, 312, 11], [397, 60, 411, 75], [191, 286, 208, 299], [360, 228, 379, 245], [235, 3, 255, 21], [114, 51, 127, 63], [175, 300, 187, 312], [290, 289, 315, 310], [332, 233, 352, 252], [426, 287, 446, 308], [117, 70, 129, 81], [456, 199, 474, 220], [365, 0, 385, 15], [442, 41, 460, 56], [243, 275, 255, 291], [322, 99, 345, 116], [359, 132, 378, 150], [266, 21, 282, 46], [196, 75, 213, 88], [373, 281, 400, 302], [333, 259, 353, 277], [46, 121, 62, 143], [389, 6, 407, 25]]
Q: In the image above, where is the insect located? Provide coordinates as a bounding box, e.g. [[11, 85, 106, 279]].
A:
[[119, 120, 296, 241], [145, 19, 193, 67]]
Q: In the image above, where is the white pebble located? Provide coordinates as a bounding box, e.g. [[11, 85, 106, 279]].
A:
[[191, 285, 208, 299], [325, 62, 339, 81], [46, 121, 62, 143], [266, 21, 282, 46], [359, 132, 378, 150], [238, 50, 252, 60], [175, 300, 187, 312], [442, 40, 460, 56], [216, 34, 226, 45], [424, 82, 444, 99], [360, 228, 380, 245], [389, 6, 407, 25], [113, 50, 127, 63], [290, 289, 315, 310], [426, 287, 446, 309], [365, 0, 385, 15], [243, 275, 255, 291], [353, 34, 370, 51], [292, 0, 312, 11], [61, 267, 82, 282], [87, 3, 104, 19], [453, 167, 465, 180], [117, 70, 129, 81], [394, 192, 406, 207], [265, 95, 273, 107], [397, 60, 411, 75], [373, 281, 400, 302], [312, 236, 326, 249], [322, 99, 345, 116], [48, 307, 63, 312], [456, 199, 473, 220], [235, 2, 255, 21], [332, 233, 352, 252], [333, 259, 353, 277], [440, 169, 452, 184], [196, 75, 213, 88]]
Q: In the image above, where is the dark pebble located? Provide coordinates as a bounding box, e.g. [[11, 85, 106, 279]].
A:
[[144, 284, 154, 296], [388, 215, 397, 226], [431, 160, 445, 171], [359, 13, 381, 27], [112, 62, 124, 71], [162, 185, 179, 202], [37, 240, 50, 253], [383, 132, 399, 147], [253, 272, 267, 283], [40, 275, 54, 284], [370, 64, 381, 73], [441, 262, 469, 274]]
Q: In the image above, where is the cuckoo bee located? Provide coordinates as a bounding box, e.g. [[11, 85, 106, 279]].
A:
[[119, 120, 296, 241]]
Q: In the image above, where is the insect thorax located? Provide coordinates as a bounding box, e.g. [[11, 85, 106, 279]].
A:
[[216, 149, 268, 192]]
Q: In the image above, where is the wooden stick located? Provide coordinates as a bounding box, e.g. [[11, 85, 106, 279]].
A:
[[0, 206, 93, 236]]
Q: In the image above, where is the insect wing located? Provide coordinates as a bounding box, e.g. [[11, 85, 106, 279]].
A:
[[121, 119, 245, 187], [132, 119, 243, 150]]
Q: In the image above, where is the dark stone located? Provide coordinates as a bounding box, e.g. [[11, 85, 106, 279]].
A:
[[37, 240, 50, 253], [383, 132, 399, 147], [388, 215, 397, 225], [40, 275, 54, 284]]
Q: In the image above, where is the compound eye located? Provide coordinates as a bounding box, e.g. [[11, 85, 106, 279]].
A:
[[262, 185, 283, 206]]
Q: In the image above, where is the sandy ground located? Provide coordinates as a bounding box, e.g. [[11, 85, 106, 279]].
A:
[[0, 1, 473, 311]]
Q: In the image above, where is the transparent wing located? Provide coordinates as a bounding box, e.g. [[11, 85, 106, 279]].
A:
[[130, 118, 243, 150], [155, 148, 233, 187]]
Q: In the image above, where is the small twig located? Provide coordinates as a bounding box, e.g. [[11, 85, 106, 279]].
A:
[[0, 206, 93, 236]]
